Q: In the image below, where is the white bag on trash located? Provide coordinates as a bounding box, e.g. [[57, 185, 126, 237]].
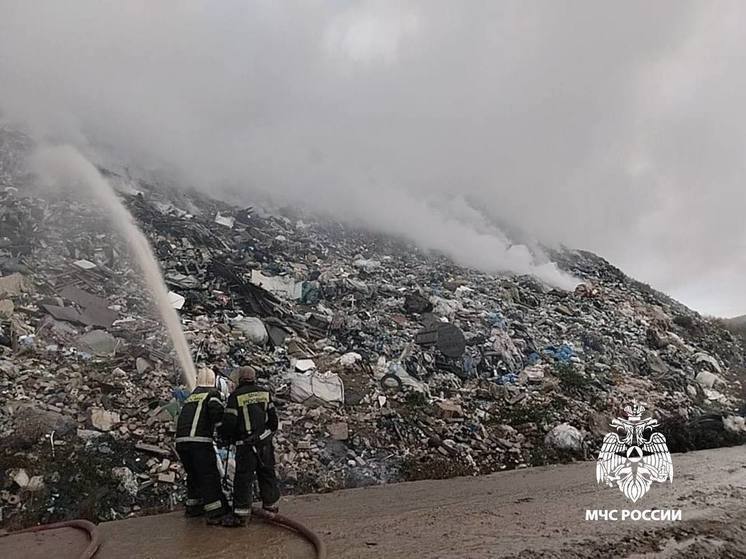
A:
[[230, 316, 269, 345], [289, 371, 344, 407]]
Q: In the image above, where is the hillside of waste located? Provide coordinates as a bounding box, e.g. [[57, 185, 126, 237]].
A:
[[1, 134, 744, 527]]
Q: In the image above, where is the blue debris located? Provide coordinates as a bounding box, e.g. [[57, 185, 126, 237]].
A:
[[486, 310, 508, 330], [173, 387, 190, 403], [462, 354, 478, 376], [542, 344, 575, 363], [496, 372, 519, 385], [526, 352, 542, 365]]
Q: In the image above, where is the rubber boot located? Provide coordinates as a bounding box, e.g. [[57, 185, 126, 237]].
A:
[[221, 513, 247, 527], [185, 505, 204, 517], [206, 513, 227, 526], [262, 500, 279, 514]]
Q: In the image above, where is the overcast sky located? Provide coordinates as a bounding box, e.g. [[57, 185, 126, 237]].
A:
[[2, 1, 746, 315]]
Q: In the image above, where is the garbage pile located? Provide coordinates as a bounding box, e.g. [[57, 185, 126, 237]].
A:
[[1, 151, 745, 527]]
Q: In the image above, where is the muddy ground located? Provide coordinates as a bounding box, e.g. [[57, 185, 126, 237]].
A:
[[1, 445, 744, 558]]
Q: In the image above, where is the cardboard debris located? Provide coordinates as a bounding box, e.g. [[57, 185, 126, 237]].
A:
[[0, 299, 15, 318], [0, 273, 25, 296], [214, 213, 235, 229], [250, 269, 302, 300], [73, 259, 97, 270]]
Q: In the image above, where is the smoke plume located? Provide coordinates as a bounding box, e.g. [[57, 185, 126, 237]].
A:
[[3, 2, 746, 312]]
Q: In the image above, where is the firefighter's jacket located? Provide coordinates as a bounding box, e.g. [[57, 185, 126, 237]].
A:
[[175, 387, 224, 444], [220, 381, 278, 446]]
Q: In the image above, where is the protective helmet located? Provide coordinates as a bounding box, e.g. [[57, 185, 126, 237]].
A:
[[196, 367, 216, 387]]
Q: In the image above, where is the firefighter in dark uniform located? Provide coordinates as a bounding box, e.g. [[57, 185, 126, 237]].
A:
[[220, 366, 280, 527], [175, 367, 226, 523]]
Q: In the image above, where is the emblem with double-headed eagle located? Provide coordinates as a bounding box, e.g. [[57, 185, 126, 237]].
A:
[[596, 403, 673, 502]]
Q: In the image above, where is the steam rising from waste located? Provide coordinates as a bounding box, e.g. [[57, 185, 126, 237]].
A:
[[32, 145, 197, 390], [11, 2, 746, 312]]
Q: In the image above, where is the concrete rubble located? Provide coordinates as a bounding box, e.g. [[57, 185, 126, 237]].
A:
[[0, 131, 745, 526]]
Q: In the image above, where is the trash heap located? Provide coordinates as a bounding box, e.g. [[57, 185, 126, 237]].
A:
[[1, 150, 745, 526]]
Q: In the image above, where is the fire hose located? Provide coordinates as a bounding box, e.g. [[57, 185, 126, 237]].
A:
[[0, 445, 325, 559], [0, 519, 101, 559], [0, 512, 326, 559], [251, 507, 328, 559], [222, 444, 328, 559]]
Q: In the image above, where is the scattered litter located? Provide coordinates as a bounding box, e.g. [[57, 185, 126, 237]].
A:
[[544, 424, 583, 452], [289, 371, 345, 407], [73, 259, 97, 270], [168, 291, 186, 310], [0, 144, 743, 529], [214, 213, 235, 229]]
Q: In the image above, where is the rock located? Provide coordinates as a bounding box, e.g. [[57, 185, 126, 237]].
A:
[[520, 364, 546, 384], [646, 328, 667, 350], [112, 467, 139, 496], [338, 352, 362, 367], [436, 400, 464, 419], [404, 293, 433, 314], [0, 359, 18, 378], [0, 273, 26, 296], [588, 412, 613, 438], [430, 296, 462, 319], [544, 424, 583, 452], [723, 415, 746, 433], [695, 371, 723, 390], [157, 471, 176, 484], [7, 405, 77, 448], [11, 469, 30, 488], [77, 429, 105, 441], [328, 421, 349, 440], [136, 357, 153, 375], [0, 299, 14, 318], [27, 476, 45, 492], [76, 330, 119, 356], [703, 388, 727, 403], [90, 408, 121, 432], [353, 258, 381, 273], [555, 304, 574, 317], [645, 352, 668, 375], [294, 359, 317, 372]]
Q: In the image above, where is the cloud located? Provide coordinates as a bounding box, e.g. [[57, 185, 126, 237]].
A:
[[2, 1, 746, 312]]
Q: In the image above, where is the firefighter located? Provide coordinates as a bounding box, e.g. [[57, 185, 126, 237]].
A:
[[220, 366, 280, 527], [175, 367, 226, 523]]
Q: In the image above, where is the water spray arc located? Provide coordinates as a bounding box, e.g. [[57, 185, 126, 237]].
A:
[[33, 145, 197, 390]]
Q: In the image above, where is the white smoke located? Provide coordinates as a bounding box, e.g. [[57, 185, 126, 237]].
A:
[[7, 2, 746, 311]]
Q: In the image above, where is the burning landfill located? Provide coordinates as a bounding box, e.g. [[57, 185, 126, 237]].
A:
[[0, 129, 745, 528]]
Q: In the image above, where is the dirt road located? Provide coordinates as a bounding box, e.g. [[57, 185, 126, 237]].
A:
[[3, 445, 744, 558]]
